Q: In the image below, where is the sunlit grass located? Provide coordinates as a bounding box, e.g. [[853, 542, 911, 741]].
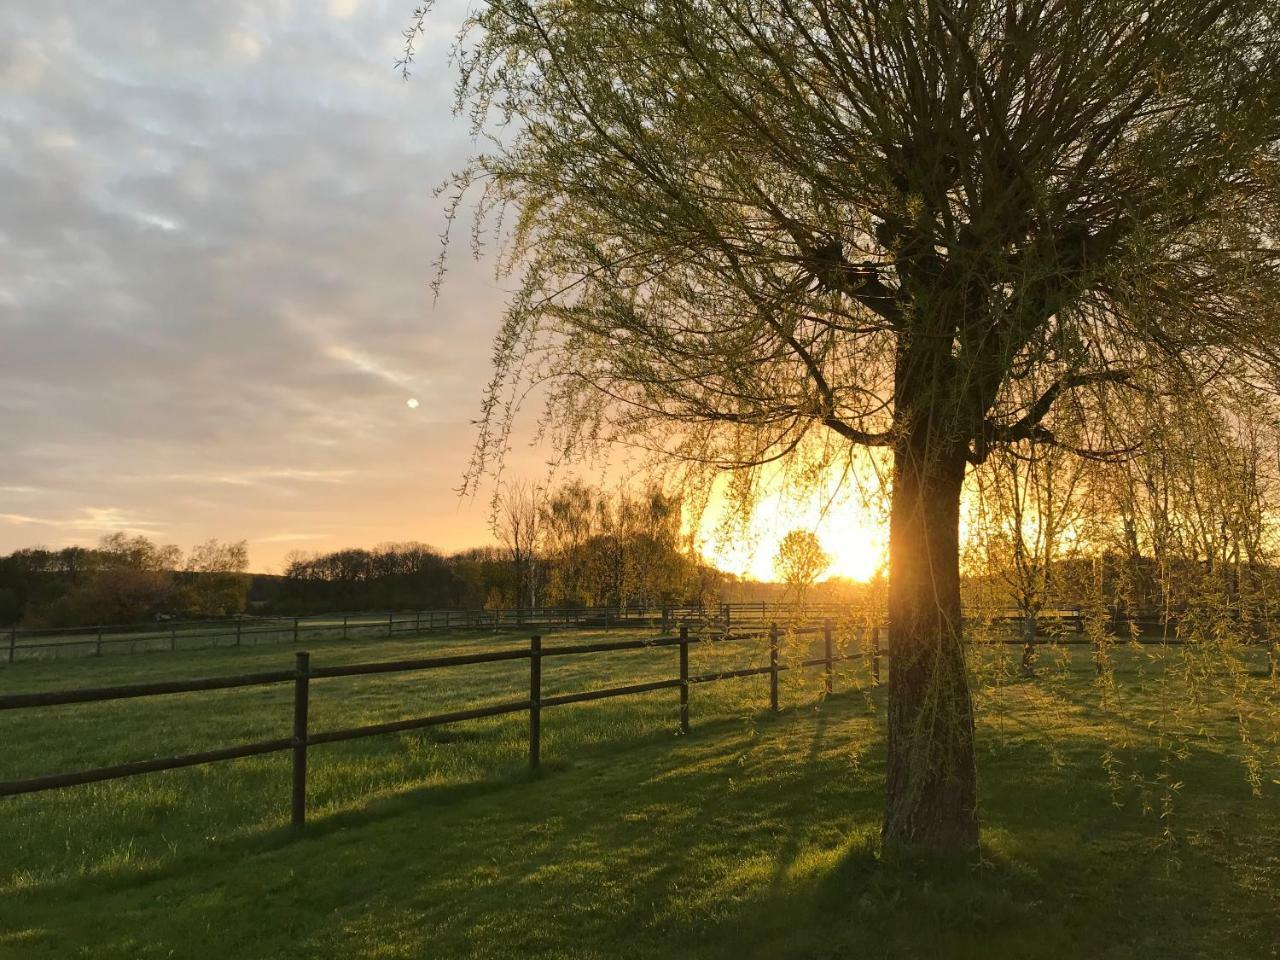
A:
[[1, 629, 1277, 958]]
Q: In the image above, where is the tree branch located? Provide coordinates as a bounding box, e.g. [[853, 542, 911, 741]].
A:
[[986, 369, 1134, 444]]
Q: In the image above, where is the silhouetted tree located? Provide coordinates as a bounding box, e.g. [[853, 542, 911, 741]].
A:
[[182, 539, 250, 618], [494, 480, 545, 609], [775, 530, 830, 607], [417, 0, 1280, 848]]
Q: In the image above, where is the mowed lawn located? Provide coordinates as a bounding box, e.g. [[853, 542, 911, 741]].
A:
[[1, 627, 1278, 959]]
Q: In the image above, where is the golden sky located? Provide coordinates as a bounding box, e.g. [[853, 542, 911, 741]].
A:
[[697, 470, 889, 583], [0, 1, 895, 581]]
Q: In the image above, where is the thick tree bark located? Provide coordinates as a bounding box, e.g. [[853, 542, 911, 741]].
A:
[[883, 436, 979, 851], [1021, 613, 1038, 676]]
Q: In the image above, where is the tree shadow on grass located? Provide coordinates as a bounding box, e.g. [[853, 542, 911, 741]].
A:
[[664, 741, 1277, 960], [0, 694, 818, 908], [4, 691, 1278, 960]]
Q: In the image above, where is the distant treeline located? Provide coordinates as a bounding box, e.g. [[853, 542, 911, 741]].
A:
[[0, 485, 734, 627], [7, 523, 1257, 630], [263, 484, 726, 615], [0, 534, 250, 628]]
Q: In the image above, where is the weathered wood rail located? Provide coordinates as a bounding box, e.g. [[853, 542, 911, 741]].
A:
[[0, 622, 874, 827], [1, 602, 1100, 665], [3, 605, 705, 663]]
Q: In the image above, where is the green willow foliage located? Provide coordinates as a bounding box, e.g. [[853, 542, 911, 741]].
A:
[[964, 393, 1280, 852], [410, 0, 1280, 848], [408, 0, 1280, 487]]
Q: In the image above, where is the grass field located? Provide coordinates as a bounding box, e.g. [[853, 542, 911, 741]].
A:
[[4, 610, 536, 661], [1, 627, 1278, 959]]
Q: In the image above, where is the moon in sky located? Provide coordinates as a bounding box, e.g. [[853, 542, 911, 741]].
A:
[[406, 398, 419, 409]]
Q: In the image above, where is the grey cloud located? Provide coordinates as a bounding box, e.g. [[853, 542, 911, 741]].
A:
[[0, 0, 521, 566]]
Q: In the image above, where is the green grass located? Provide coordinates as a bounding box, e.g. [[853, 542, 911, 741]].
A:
[[1, 628, 1278, 959]]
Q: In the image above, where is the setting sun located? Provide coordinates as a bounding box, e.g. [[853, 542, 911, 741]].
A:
[[7, 0, 1280, 947], [697, 473, 888, 583]]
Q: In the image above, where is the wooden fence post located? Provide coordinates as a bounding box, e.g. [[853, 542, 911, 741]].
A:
[[823, 619, 834, 694], [388, 612, 394, 637], [235, 620, 242, 647], [723, 603, 731, 636], [342, 615, 348, 640], [871, 626, 881, 686], [416, 610, 422, 633], [96, 628, 103, 657], [769, 622, 779, 712], [679, 625, 690, 734], [529, 635, 542, 769], [8, 627, 15, 664], [292, 650, 310, 828], [292, 618, 299, 644]]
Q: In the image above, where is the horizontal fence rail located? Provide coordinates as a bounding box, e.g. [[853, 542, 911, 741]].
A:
[[4, 613, 1273, 832], [0, 602, 1125, 666], [0, 623, 877, 827], [1, 605, 723, 664]]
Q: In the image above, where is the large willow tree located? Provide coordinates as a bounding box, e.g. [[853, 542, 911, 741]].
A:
[[412, 0, 1280, 849]]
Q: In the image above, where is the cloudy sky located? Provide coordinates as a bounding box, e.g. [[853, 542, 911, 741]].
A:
[[0, 0, 544, 570]]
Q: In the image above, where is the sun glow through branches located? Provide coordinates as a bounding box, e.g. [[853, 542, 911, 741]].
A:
[[697, 473, 889, 583]]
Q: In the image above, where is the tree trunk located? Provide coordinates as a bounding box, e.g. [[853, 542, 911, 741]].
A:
[[883, 439, 979, 851], [1021, 612, 1037, 677]]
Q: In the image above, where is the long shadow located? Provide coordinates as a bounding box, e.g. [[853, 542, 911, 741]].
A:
[[7, 686, 1277, 960], [1, 690, 869, 912], [768, 702, 830, 891], [679, 729, 1279, 959]]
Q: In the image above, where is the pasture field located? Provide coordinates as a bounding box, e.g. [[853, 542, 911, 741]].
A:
[[3, 610, 534, 661], [0, 627, 1278, 959]]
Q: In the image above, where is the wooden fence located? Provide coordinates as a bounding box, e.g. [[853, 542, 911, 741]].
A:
[[0, 622, 877, 827], [1, 605, 710, 664], [0, 602, 1091, 666]]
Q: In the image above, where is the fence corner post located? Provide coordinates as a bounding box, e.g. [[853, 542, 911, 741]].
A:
[[769, 622, 779, 712], [292, 650, 311, 829], [679, 624, 690, 734], [529, 635, 542, 769], [823, 619, 834, 694]]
